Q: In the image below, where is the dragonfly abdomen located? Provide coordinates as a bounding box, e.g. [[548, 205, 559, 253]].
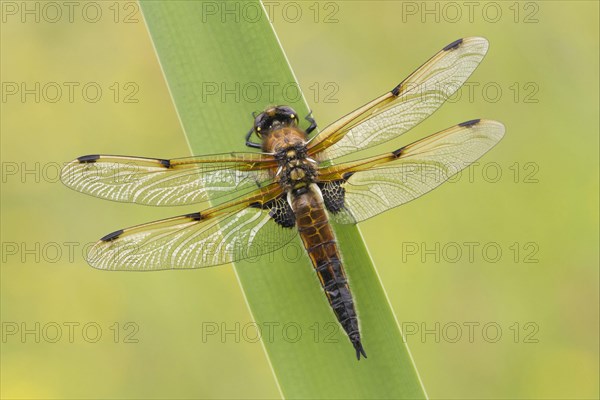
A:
[[291, 184, 367, 360]]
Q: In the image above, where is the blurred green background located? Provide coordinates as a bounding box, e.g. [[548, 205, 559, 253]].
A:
[[1, 1, 598, 399]]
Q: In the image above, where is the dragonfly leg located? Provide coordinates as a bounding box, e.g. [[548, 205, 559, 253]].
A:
[[305, 111, 317, 134], [245, 127, 261, 149]]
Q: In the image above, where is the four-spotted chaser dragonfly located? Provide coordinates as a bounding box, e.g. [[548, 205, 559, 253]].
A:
[[61, 37, 504, 360]]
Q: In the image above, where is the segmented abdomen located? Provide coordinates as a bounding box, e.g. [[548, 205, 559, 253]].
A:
[[291, 184, 365, 358]]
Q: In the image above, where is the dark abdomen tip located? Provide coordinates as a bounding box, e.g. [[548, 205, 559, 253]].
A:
[[351, 335, 367, 360]]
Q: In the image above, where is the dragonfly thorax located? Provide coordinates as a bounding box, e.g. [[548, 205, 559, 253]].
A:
[[274, 143, 318, 190]]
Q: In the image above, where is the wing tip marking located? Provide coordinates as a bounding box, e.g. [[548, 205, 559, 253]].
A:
[[458, 119, 481, 128], [442, 38, 463, 51], [100, 229, 124, 242], [77, 154, 100, 163], [159, 159, 171, 168]]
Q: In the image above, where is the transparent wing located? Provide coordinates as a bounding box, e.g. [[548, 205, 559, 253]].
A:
[[86, 186, 297, 270], [308, 37, 489, 164], [317, 120, 505, 224], [61, 153, 277, 206]]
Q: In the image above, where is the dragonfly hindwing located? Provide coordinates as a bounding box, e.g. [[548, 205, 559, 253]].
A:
[[319, 180, 346, 213], [252, 196, 296, 228]]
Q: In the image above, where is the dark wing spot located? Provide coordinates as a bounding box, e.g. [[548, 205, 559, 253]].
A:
[[77, 154, 100, 163], [392, 146, 406, 159], [458, 119, 480, 128], [391, 84, 401, 97], [159, 159, 171, 168], [443, 38, 463, 51], [185, 212, 202, 221], [249, 201, 262, 209], [342, 172, 355, 181], [100, 229, 124, 242]]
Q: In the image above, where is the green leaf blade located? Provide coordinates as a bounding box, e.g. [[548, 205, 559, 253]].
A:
[[140, 1, 427, 398]]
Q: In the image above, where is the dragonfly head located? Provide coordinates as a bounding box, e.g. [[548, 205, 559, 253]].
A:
[[253, 105, 299, 138]]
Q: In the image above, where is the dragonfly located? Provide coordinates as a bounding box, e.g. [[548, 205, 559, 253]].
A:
[[61, 37, 504, 360]]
